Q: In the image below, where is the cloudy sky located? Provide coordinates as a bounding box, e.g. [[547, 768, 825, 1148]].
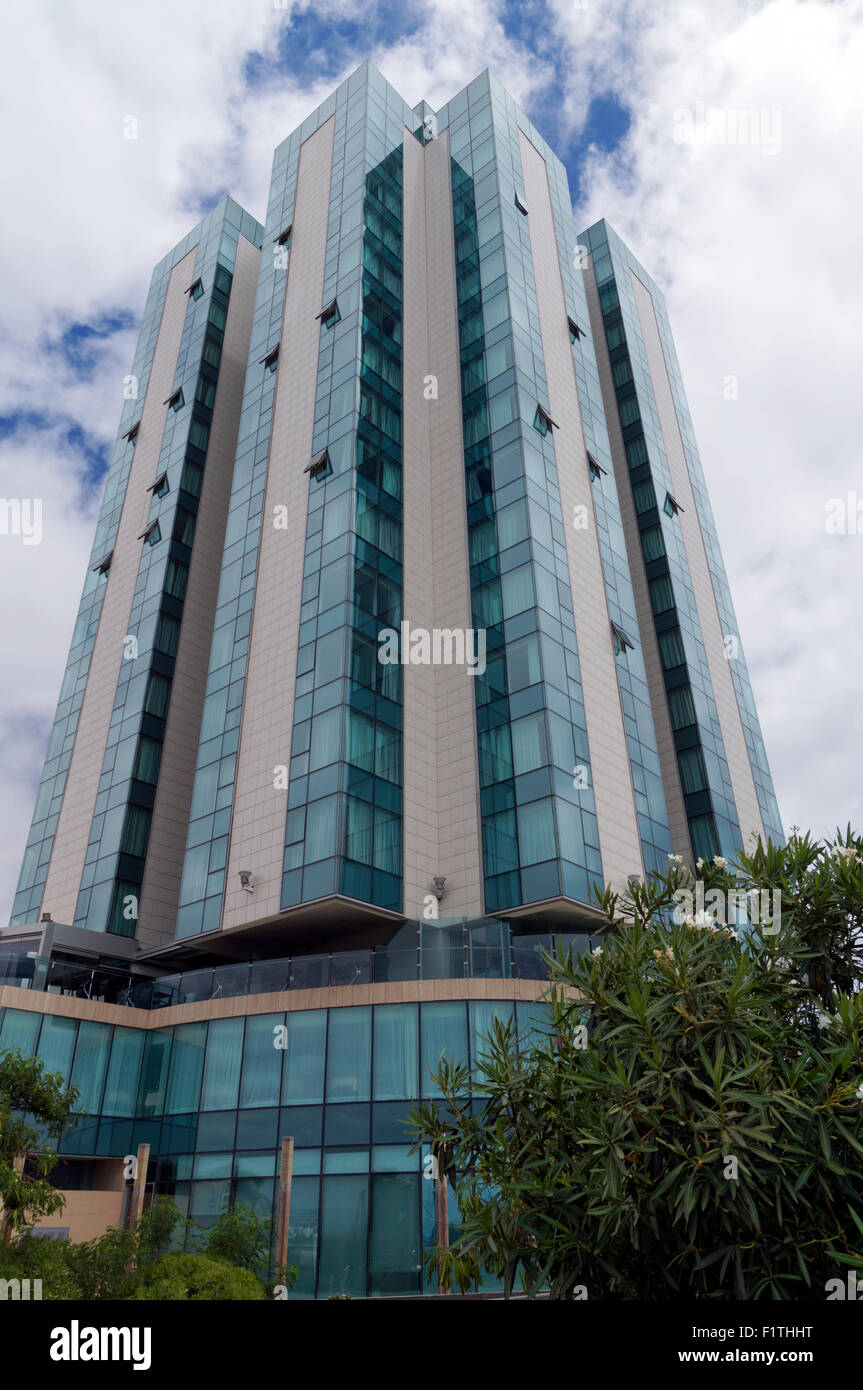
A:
[[1, 0, 861, 920]]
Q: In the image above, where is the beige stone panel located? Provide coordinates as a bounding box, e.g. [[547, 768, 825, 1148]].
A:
[[425, 133, 484, 917], [29, 1187, 125, 1243], [629, 270, 765, 851], [40, 248, 199, 925], [137, 234, 261, 951], [400, 127, 440, 920], [518, 133, 643, 890], [0, 976, 562, 1030], [401, 128, 483, 920], [221, 116, 336, 933], [582, 258, 691, 857]]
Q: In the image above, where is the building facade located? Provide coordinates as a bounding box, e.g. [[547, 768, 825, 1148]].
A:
[[1, 64, 782, 1296]]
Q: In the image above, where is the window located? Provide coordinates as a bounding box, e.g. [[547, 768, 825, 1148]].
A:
[[144, 672, 171, 719], [180, 459, 203, 497], [533, 404, 557, 437], [587, 452, 606, 480], [133, 735, 161, 785], [611, 622, 634, 656], [120, 804, 151, 858], [689, 814, 720, 861], [664, 492, 684, 517], [641, 526, 666, 562], [668, 685, 696, 730], [514, 191, 528, 215], [164, 388, 184, 411], [186, 278, 204, 300], [274, 224, 292, 247], [92, 551, 113, 575], [123, 422, 140, 444], [138, 520, 161, 546], [148, 473, 169, 498], [173, 508, 196, 548], [658, 628, 686, 670], [261, 345, 280, 373], [679, 745, 708, 795], [154, 612, 180, 657], [317, 299, 340, 328], [304, 448, 331, 480], [164, 558, 188, 600], [568, 316, 584, 343], [195, 376, 216, 410], [648, 574, 675, 615]]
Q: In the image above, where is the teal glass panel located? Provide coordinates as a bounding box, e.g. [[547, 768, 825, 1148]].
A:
[[101, 1028, 145, 1117], [326, 1006, 372, 1103], [138, 1028, 172, 1117], [0, 1008, 41, 1057], [239, 1013, 285, 1108], [69, 1020, 111, 1113], [318, 1175, 369, 1299], [372, 1004, 418, 1100], [37, 1015, 77, 1085], [201, 1017, 244, 1110], [420, 1002, 468, 1097], [163, 1021, 206, 1114], [287, 1175, 319, 1299], [370, 1173, 421, 1295], [282, 1011, 326, 1105]]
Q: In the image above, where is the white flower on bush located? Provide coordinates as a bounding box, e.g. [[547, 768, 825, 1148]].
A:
[[668, 854, 683, 865], [696, 858, 705, 870], [835, 846, 860, 864], [591, 946, 602, 958], [857, 1083, 863, 1103], [815, 1010, 832, 1030], [713, 855, 728, 869]]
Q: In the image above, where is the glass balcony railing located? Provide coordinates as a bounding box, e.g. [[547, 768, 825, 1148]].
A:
[[0, 922, 596, 1010]]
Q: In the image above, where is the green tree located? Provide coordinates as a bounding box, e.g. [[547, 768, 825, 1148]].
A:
[[408, 831, 863, 1299], [195, 1200, 273, 1273], [0, 1048, 79, 1240], [132, 1252, 267, 1300]]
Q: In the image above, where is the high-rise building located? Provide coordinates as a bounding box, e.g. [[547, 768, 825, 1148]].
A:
[[1, 63, 782, 1295]]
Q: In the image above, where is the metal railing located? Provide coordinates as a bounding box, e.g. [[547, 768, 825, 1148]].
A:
[[0, 928, 595, 1011]]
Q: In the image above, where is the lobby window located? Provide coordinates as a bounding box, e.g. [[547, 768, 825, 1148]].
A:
[[186, 278, 204, 301], [317, 299, 341, 329], [165, 388, 184, 412], [533, 404, 557, 437], [664, 492, 684, 517]]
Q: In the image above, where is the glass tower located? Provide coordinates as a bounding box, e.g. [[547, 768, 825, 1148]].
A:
[[1, 63, 782, 1297]]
